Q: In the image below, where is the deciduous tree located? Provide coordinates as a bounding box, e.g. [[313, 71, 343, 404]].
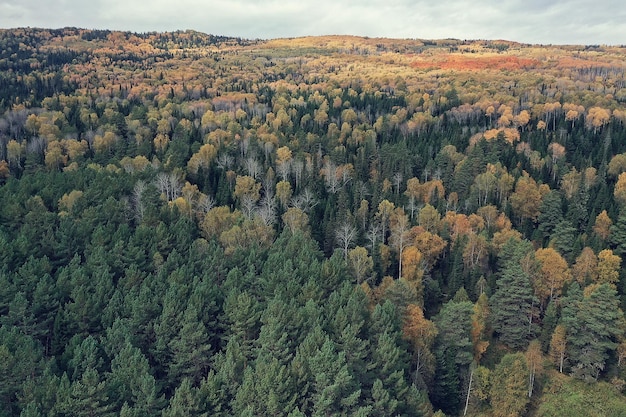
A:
[[403, 304, 437, 383], [596, 249, 621, 287], [347, 246, 373, 284], [549, 324, 567, 373], [490, 353, 529, 417], [533, 247, 571, 304], [593, 210, 612, 241]]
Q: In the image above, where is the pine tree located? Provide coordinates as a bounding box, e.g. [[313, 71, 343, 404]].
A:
[[106, 342, 165, 414], [256, 296, 302, 366], [434, 298, 474, 368], [0, 328, 45, 416], [308, 338, 367, 417], [370, 378, 398, 417], [610, 210, 626, 255], [290, 325, 327, 414], [431, 347, 461, 415], [539, 300, 559, 351], [327, 285, 370, 385], [538, 190, 563, 240], [222, 290, 261, 365], [551, 220, 578, 262], [198, 338, 246, 417], [490, 262, 537, 349], [369, 331, 411, 412], [168, 305, 212, 386], [161, 378, 205, 417], [561, 283, 624, 381], [67, 367, 115, 417]]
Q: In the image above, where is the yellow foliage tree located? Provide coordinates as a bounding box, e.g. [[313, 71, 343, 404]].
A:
[[471, 293, 490, 363], [525, 340, 543, 398], [410, 228, 446, 271], [510, 173, 544, 222], [572, 247, 598, 285], [275, 180, 292, 208], [63, 139, 88, 161], [376, 199, 395, 243], [44, 141, 67, 170], [201, 206, 243, 240], [347, 246, 374, 284], [58, 190, 84, 216], [585, 106, 611, 133], [6, 140, 25, 168], [187, 143, 217, 175], [234, 175, 261, 202], [593, 210, 612, 241], [534, 248, 571, 303], [608, 153, 626, 177], [417, 204, 441, 233], [219, 218, 274, 255], [94, 131, 118, 154], [549, 324, 567, 373], [596, 249, 621, 287], [614, 172, 626, 208], [282, 207, 309, 235]]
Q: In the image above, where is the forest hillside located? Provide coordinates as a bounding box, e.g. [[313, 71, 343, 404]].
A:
[[1, 27, 626, 416]]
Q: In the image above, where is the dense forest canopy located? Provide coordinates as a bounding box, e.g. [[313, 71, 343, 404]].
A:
[[1, 27, 626, 416]]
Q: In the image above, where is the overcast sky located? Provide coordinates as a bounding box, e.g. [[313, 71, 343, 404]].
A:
[[0, 0, 624, 45]]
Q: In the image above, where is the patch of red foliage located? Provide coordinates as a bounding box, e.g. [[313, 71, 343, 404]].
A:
[[410, 55, 541, 71]]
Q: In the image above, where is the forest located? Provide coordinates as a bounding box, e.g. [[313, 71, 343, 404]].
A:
[[1, 27, 626, 416]]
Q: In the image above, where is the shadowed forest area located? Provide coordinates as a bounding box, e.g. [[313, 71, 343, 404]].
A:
[[1, 27, 626, 416]]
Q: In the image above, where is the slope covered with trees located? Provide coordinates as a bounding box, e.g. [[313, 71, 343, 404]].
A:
[[1, 27, 626, 416]]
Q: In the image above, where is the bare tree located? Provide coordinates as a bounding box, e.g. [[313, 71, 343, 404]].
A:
[[244, 157, 261, 179], [26, 136, 46, 158], [240, 194, 257, 219], [240, 136, 250, 158], [5, 108, 28, 140], [84, 130, 97, 151], [216, 153, 234, 170], [407, 195, 421, 220], [262, 173, 275, 196], [392, 172, 403, 195], [389, 211, 410, 279], [292, 159, 304, 190], [366, 223, 381, 256], [335, 221, 358, 260], [290, 188, 318, 213], [341, 166, 352, 187], [354, 180, 370, 201], [263, 141, 274, 161], [276, 160, 291, 181], [256, 193, 277, 226], [323, 159, 341, 194], [155, 172, 182, 201], [197, 194, 215, 214], [131, 180, 146, 222]]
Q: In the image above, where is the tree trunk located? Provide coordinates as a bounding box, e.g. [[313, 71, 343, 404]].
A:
[[464, 366, 474, 416]]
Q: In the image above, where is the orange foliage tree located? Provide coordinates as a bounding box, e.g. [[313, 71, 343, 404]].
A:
[[403, 304, 438, 382]]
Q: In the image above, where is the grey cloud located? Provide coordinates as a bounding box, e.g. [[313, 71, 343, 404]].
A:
[[0, 0, 624, 44]]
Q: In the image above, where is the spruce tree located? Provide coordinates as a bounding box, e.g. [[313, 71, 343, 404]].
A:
[[490, 262, 537, 350], [431, 347, 461, 415], [561, 283, 624, 381]]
